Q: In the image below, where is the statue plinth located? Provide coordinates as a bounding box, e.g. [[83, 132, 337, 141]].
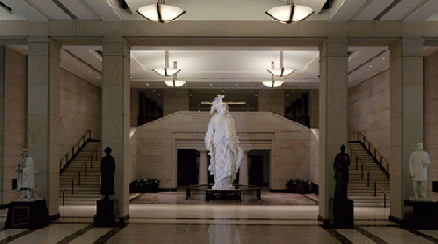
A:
[[212, 185, 235, 190], [328, 198, 354, 229], [404, 200, 438, 229], [94, 199, 116, 227], [5, 199, 49, 229]]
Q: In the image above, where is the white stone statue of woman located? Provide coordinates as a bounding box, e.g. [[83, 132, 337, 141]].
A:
[[16, 149, 35, 199], [205, 95, 243, 190], [409, 143, 430, 200]]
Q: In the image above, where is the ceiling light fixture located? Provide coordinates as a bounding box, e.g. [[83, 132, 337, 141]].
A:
[[267, 51, 294, 77], [265, 0, 314, 24], [164, 61, 186, 87], [263, 62, 284, 88], [137, 0, 186, 23], [153, 50, 181, 76]]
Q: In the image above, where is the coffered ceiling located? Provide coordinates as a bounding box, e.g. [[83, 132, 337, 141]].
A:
[[4, 0, 438, 91]]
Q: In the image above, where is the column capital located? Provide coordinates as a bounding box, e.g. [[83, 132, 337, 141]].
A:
[[319, 38, 348, 59]]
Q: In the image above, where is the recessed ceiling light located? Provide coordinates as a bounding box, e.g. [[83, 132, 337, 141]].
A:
[[369, 65, 373, 68]]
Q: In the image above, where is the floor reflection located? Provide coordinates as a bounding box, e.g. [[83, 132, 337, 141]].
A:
[[209, 224, 241, 244]]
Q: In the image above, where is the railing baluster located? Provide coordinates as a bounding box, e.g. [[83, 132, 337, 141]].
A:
[[78, 172, 81, 186], [374, 182, 376, 196], [361, 165, 364, 178], [356, 157, 358, 170], [71, 180, 74, 194], [367, 172, 370, 187]]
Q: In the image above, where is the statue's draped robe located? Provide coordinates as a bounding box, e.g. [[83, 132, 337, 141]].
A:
[[334, 153, 350, 199], [100, 155, 115, 196], [205, 113, 243, 188], [409, 150, 430, 181], [17, 157, 34, 190]]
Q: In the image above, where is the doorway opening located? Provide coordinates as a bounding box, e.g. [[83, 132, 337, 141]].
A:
[[248, 150, 270, 186], [177, 149, 199, 186]]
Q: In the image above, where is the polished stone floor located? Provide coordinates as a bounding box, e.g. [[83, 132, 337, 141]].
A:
[[0, 202, 437, 243]]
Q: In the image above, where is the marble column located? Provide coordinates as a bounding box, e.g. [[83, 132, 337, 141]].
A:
[[0, 46, 4, 205], [102, 38, 131, 220], [317, 38, 348, 223], [239, 150, 248, 186], [28, 38, 61, 217], [389, 38, 424, 221], [199, 150, 208, 185]]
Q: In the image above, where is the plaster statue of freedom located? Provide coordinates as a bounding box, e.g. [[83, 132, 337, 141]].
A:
[[409, 143, 430, 200], [205, 95, 244, 190], [16, 149, 35, 199]]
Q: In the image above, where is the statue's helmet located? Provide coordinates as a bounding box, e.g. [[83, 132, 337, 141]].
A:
[[210, 95, 228, 114]]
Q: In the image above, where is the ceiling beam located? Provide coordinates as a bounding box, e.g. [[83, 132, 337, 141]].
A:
[[404, 0, 438, 22], [1, 0, 48, 21], [82, 0, 123, 21], [328, 0, 369, 22]]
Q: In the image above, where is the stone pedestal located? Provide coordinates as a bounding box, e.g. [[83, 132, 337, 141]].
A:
[[5, 199, 49, 229], [404, 200, 438, 229], [328, 198, 354, 229], [94, 199, 116, 227]]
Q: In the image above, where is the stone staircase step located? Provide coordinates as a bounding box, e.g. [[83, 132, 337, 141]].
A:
[[60, 140, 101, 205], [347, 141, 390, 208]]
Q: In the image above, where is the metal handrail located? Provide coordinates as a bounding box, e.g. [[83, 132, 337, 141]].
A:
[[59, 130, 92, 173], [357, 132, 390, 177], [348, 145, 388, 208]]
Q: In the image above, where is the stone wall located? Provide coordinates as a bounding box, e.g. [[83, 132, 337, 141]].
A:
[[258, 89, 285, 117], [424, 50, 438, 201], [59, 69, 101, 159], [1, 47, 27, 204], [132, 111, 313, 190], [348, 69, 391, 165]]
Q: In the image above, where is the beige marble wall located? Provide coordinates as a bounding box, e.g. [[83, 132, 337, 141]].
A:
[[258, 89, 285, 117], [424, 50, 438, 201], [2, 47, 27, 204], [348, 69, 391, 163], [59, 69, 101, 159], [132, 111, 312, 190]]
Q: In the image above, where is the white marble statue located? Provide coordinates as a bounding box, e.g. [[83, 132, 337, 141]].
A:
[[409, 143, 430, 200], [16, 149, 35, 199], [205, 95, 243, 190]]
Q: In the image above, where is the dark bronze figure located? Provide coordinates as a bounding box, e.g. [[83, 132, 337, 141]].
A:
[[334, 145, 350, 199], [100, 147, 115, 200]]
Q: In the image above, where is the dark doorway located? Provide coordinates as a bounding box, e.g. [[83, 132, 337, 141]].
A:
[[248, 150, 270, 186], [177, 149, 199, 186]]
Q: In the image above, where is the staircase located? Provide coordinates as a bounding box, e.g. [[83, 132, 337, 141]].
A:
[[348, 142, 390, 208], [60, 141, 101, 205]]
